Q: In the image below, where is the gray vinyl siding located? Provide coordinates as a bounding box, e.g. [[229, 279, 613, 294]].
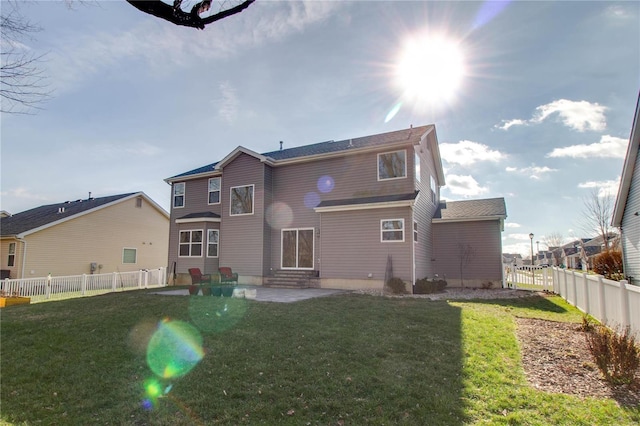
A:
[[621, 147, 640, 282], [268, 147, 416, 272], [413, 139, 440, 280], [263, 165, 273, 277], [219, 153, 266, 277], [432, 220, 503, 287], [167, 177, 222, 275], [320, 207, 413, 282]]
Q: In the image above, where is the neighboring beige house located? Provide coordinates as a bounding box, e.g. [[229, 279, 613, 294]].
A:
[[0, 192, 169, 279], [613, 92, 640, 284], [164, 125, 507, 290]]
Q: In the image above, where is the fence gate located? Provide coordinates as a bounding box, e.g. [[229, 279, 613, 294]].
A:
[[503, 263, 553, 292]]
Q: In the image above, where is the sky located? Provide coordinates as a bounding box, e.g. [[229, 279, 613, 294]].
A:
[[1, 0, 639, 257]]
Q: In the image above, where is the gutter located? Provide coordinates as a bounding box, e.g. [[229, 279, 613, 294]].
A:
[[18, 237, 27, 279]]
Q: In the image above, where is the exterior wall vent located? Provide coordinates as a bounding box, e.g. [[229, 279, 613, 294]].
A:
[[58, 207, 65, 214]]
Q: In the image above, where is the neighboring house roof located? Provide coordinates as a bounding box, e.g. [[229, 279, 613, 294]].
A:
[[166, 125, 444, 184], [613, 91, 640, 227], [0, 192, 168, 238], [432, 198, 507, 222]]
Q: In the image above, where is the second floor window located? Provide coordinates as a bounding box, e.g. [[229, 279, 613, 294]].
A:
[[378, 150, 406, 180], [430, 175, 437, 204], [230, 185, 254, 215], [415, 152, 421, 183], [7, 242, 15, 267], [208, 177, 221, 204], [179, 230, 203, 257], [173, 182, 185, 208]]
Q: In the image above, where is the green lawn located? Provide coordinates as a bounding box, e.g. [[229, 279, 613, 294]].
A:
[[1, 290, 638, 425]]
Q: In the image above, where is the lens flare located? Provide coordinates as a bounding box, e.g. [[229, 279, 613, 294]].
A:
[[266, 201, 294, 229], [188, 297, 248, 334], [385, 102, 402, 123], [304, 192, 321, 209], [317, 175, 335, 193], [146, 320, 204, 379]]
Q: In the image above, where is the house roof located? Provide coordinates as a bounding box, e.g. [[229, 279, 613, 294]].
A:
[[433, 198, 507, 221], [0, 192, 167, 238], [613, 91, 640, 226], [316, 192, 418, 209], [167, 125, 438, 181]]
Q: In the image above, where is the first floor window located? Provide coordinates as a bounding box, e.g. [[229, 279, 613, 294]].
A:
[[179, 230, 203, 257], [7, 242, 15, 267], [381, 219, 404, 242], [122, 248, 137, 264], [208, 177, 221, 204], [230, 185, 254, 215], [207, 229, 219, 258], [173, 182, 185, 208]]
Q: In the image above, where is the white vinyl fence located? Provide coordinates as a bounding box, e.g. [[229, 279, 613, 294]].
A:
[[502, 264, 553, 292], [1, 268, 167, 303], [553, 267, 639, 338]]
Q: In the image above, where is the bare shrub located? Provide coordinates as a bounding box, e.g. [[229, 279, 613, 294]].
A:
[[592, 249, 624, 281], [585, 324, 640, 385], [386, 277, 406, 295]]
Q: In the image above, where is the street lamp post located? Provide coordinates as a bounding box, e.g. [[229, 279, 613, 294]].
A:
[[529, 233, 534, 266]]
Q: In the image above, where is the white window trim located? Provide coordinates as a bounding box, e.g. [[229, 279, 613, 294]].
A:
[[377, 149, 407, 181], [280, 228, 315, 270], [178, 229, 204, 258], [414, 151, 421, 183], [7, 242, 16, 267], [430, 175, 437, 205], [207, 229, 220, 258], [230, 184, 255, 216], [380, 219, 405, 242], [173, 182, 186, 209], [413, 220, 418, 243], [208, 177, 221, 205], [122, 247, 137, 264]]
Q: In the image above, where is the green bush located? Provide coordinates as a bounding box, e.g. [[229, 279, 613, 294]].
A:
[[413, 277, 447, 294], [593, 249, 624, 281], [386, 277, 407, 294], [586, 324, 640, 385]]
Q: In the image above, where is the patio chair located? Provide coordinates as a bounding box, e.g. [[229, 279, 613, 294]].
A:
[[188, 268, 212, 285], [218, 267, 238, 284]]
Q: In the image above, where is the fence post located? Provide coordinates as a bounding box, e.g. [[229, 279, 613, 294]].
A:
[[46, 273, 52, 299], [159, 267, 165, 286], [112, 272, 117, 292], [82, 274, 87, 296], [542, 268, 548, 292], [597, 275, 606, 325], [571, 271, 578, 306], [620, 280, 630, 329], [143, 270, 148, 289], [582, 272, 590, 315]]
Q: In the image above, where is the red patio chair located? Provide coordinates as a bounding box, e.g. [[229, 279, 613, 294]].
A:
[[188, 268, 212, 285], [218, 267, 238, 284]]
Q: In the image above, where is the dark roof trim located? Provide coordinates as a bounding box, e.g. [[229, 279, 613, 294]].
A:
[[175, 211, 221, 224], [314, 192, 418, 213]]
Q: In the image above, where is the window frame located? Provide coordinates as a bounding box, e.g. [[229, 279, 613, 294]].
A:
[[208, 177, 221, 205], [207, 229, 219, 258], [178, 229, 204, 258], [430, 175, 437, 204], [7, 242, 15, 267], [380, 219, 405, 242], [230, 184, 255, 216], [173, 182, 185, 209], [413, 221, 418, 243], [377, 149, 407, 181], [122, 247, 137, 264], [414, 152, 421, 183]]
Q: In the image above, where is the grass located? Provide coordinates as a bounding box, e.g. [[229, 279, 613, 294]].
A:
[[1, 289, 638, 425]]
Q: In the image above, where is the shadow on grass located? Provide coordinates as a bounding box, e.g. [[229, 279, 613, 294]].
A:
[[0, 292, 469, 425], [467, 293, 569, 314]]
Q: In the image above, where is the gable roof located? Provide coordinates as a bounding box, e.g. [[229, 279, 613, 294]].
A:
[[613, 91, 640, 226], [0, 192, 168, 238], [166, 125, 441, 182]]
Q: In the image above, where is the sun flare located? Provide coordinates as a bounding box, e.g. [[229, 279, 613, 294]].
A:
[[395, 34, 465, 109]]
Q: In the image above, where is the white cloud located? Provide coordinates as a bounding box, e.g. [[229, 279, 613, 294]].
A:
[[577, 178, 621, 197], [546, 135, 627, 159], [0, 188, 51, 207], [216, 81, 239, 123], [439, 140, 505, 166], [496, 99, 607, 132], [495, 119, 526, 130], [444, 174, 488, 197], [505, 165, 557, 180], [532, 99, 607, 132], [505, 223, 521, 228]]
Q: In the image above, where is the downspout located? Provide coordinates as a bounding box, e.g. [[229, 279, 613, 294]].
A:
[[17, 237, 27, 279]]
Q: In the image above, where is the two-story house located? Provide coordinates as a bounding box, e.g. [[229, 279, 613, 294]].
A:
[[165, 125, 506, 290]]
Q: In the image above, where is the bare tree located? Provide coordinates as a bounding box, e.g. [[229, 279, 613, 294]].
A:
[[543, 231, 565, 266], [126, 0, 255, 30], [457, 243, 475, 288], [1, 3, 50, 114], [580, 189, 614, 250]]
